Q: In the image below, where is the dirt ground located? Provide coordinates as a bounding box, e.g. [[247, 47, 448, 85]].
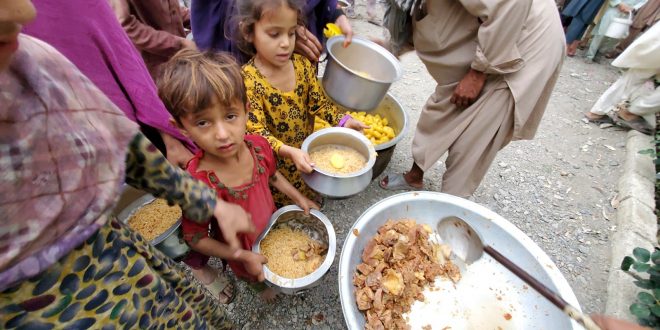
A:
[[216, 3, 630, 328]]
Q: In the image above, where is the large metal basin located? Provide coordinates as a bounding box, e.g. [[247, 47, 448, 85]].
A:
[[301, 127, 376, 198], [252, 205, 336, 295], [323, 36, 402, 111], [339, 192, 582, 329]]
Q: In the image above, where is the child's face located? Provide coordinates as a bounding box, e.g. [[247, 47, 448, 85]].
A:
[[178, 98, 248, 161], [251, 3, 297, 69]]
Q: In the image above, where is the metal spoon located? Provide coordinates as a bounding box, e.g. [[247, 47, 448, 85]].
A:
[[437, 216, 601, 330]]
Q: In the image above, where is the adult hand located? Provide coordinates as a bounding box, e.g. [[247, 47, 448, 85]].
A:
[[617, 3, 632, 13], [450, 69, 487, 109], [295, 26, 323, 62], [280, 145, 315, 174], [213, 199, 255, 250], [160, 132, 193, 168], [344, 118, 369, 131], [334, 14, 353, 47], [240, 251, 267, 282], [591, 314, 651, 330]]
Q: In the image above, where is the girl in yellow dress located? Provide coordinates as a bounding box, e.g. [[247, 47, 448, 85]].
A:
[[238, 0, 366, 206]]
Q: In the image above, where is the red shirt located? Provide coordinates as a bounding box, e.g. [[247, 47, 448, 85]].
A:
[[182, 135, 277, 280]]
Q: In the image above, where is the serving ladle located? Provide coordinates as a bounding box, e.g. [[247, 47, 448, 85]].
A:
[[437, 216, 601, 330]]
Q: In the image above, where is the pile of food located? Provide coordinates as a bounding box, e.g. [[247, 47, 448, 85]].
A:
[[260, 226, 327, 279], [353, 220, 461, 329], [309, 144, 366, 174], [313, 113, 396, 146], [127, 198, 181, 241]]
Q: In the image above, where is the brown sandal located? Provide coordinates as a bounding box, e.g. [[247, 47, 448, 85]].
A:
[[205, 272, 236, 304]]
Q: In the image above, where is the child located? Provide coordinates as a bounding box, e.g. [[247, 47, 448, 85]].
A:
[[157, 49, 319, 302], [237, 0, 367, 206]]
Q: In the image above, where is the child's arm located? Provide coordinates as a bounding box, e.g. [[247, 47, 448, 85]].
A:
[[245, 82, 314, 173], [189, 237, 267, 282], [269, 171, 319, 214]]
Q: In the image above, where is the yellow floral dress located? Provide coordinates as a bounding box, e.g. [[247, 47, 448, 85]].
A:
[[243, 54, 342, 205]]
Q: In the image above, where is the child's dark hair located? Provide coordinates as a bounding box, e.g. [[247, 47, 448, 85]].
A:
[[157, 49, 247, 124], [235, 0, 306, 57]]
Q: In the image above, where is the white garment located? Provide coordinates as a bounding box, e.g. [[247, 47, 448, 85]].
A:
[[589, 22, 660, 117], [612, 21, 660, 68], [590, 69, 658, 115]]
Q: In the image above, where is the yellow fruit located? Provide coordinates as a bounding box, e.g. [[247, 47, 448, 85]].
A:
[[323, 23, 342, 38], [330, 153, 345, 169]]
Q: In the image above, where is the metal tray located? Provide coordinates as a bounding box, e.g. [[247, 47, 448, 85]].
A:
[[338, 192, 582, 329]]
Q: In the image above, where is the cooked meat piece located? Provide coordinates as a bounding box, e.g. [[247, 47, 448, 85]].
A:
[[362, 239, 377, 262], [365, 268, 382, 288], [357, 263, 374, 276], [366, 310, 385, 330], [392, 241, 408, 261], [372, 288, 384, 311], [356, 286, 374, 311]]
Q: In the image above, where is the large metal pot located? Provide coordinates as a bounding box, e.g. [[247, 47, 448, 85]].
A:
[[338, 94, 408, 179], [116, 193, 190, 261], [252, 205, 336, 295], [301, 127, 376, 198], [339, 192, 583, 329], [322, 36, 402, 111]]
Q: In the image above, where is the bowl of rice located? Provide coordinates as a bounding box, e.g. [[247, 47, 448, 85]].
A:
[[301, 127, 376, 198], [117, 193, 190, 260], [252, 205, 336, 295]]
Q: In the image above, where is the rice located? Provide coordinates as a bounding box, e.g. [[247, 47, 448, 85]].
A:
[[309, 144, 366, 175], [127, 198, 181, 241], [260, 227, 326, 279]]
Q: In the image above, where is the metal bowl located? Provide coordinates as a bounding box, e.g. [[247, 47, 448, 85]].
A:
[[338, 93, 408, 179], [339, 192, 582, 329], [116, 193, 190, 261], [252, 205, 336, 295], [322, 36, 402, 111], [301, 127, 377, 198]]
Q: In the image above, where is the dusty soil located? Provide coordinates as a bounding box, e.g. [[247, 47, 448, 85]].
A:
[[212, 3, 628, 328]]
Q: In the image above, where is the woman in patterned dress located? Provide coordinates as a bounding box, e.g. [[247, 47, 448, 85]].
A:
[[0, 1, 259, 328]]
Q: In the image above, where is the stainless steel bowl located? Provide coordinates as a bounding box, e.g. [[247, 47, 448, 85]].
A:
[[301, 127, 376, 198], [117, 194, 190, 261], [322, 36, 402, 111], [337, 0, 351, 9], [338, 93, 409, 179], [339, 192, 583, 329], [252, 205, 336, 295]]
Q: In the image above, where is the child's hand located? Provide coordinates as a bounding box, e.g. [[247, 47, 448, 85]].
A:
[[295, 196, 320, 215], [240, 251, 268, 282], [214, 199, 255, 250], [334, 15, 353, 47], [344, 118, 369, 132], [280, 145, 314, 173]]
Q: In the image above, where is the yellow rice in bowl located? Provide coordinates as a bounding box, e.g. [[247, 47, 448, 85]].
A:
[[260, 227, 326, 279], [309, 144, 366, 175], [127, 198, 181, 241]]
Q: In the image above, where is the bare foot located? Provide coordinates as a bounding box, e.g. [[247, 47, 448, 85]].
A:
[[259, 287, 279, 303]]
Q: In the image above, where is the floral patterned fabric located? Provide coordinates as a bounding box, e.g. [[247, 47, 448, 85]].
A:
[[243, 54, 342, 204]]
